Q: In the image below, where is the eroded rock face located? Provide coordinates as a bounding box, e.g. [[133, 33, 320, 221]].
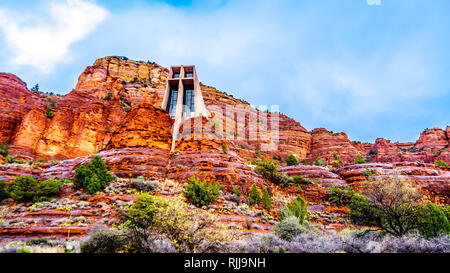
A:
[[279, 165, 347, 188], [307, 128, 364, 164], [76, 56, 168, 106], [170, 116, 270, 194], [40, 147, 171, 181], [0, 73, 45, 144], [337, 163, 450, 204], [415, 128, 448, 151], [108, 103, 173, 151]]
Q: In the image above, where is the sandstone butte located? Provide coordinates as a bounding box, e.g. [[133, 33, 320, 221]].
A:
[[0, 56, 449, 239]]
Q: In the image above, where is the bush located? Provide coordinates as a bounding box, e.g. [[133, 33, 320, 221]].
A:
[[221, 143, 228, 154], [248, 184, 261, 206], [348, 193, 379, 226], [326, 185, 355, 206], [126, 195, 230, 253], [313, 157, 327, 166], [261, 187, 272, 210], [184, 177, 220, 207], [81, 228, 129, 253], [45, 98, 56, 118], [5, 176, 63, 203], [361, 168, 376, 177], [279, 195, 309, 224], [286, 154, 299, 166], [274, 216, 302, 241], [73, 155, 113, 194], [34, 179, 62, 202], [36, 158, 45, 164], [0, 140, 9, 158], [6, 176, 39, 202], [435, 160, 449, 168], [231, 186, 240, 196], [0, 180, 9, 201], [130, 176, 159, 192], [4, 155, 14, 164], [126, 193, 168, 229], [359, 177, 424, 237], [330, 153, 343, 167], [417, 203, 450, 238], [292, 176, 312, 185], [254, 159, 279, 180], [254, 159, 294, 187], [354, 154, 366, 164], [103, 92, 113, 101]]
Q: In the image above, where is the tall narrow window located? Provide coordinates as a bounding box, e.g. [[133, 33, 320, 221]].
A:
[[167, 88, 178, 118], [183, 86, 195, 118]]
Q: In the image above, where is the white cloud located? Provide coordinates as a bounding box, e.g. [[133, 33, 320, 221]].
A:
[[367, 0, 382, 6], [0, 0, 109, 73]]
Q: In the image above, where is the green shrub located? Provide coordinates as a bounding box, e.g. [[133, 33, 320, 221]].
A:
[[221, 143, 228, 154], [4, 155, 14, 164], [34, 179, 62, 202], [261, 187, 272, 210], [286, 154, 299, 166], [435, 160, 449, 168], [184, 177, 220, 207], [254, 159, 293, 187], [417, 203, 450, 238], [331, 153, 343, 167], [103, 92, 113, 101], [5, 176, 63, 203], [131, 176, 159, 192], [73, 155, 113, 194], [254, 159, 278, 179], [272, 155, 284, 162], [326, 185, 355, 206], [367, 150, 378, 156], [313, 157, 327, 166], [292, 176, 312, 185], [0, 180, 9, 201], [6, 176, 39, 202], [248, 184, 261, 206], [348, 193, 378, 226], [126, 193, 168, 228], [273, 216, 302, 241], [81, 228, 129, 253], [231, 186, 240, 196], [0, 140, 9, 158], [356, 178, 424, 237], [36, 158, 45, 164], [361, 168, 377, 177], [354, 154, 366, 164], [45, 98, 56, 118], [279, 195, 309, 224]]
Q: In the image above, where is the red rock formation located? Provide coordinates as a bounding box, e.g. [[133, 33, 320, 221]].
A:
[[108, 103, 173, 151], [279, 165, 347, 188], [415, 128, 448, 151], [336, 162, 450, 204], [307, 128, 364, 164], [169, 116, 270, 194]]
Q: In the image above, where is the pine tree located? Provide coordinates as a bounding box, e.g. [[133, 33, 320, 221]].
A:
[[261, 187, 272, 210], [286, 154, 299, 166], [248, 184, 261, 206]]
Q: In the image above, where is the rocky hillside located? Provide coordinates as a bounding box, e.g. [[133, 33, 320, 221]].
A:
[[0, 56, 449, 242]]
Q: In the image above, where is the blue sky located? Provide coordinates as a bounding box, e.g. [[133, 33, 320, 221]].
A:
[[0, 0, 449, 143]]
